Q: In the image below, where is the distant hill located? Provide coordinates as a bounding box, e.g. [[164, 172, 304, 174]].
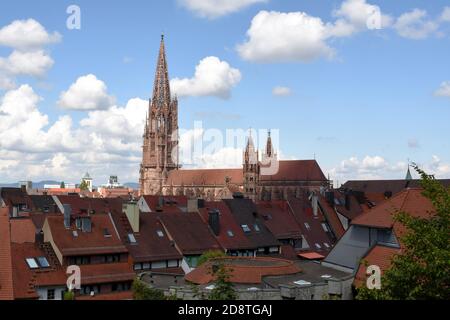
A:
[[0, 181, 140, 190], [124, 182, 139, 189]]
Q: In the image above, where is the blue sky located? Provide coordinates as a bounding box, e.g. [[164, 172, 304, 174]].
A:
[[0, 0, 449, 185]]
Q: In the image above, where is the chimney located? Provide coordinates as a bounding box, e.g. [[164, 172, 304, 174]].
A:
[[124, 202, 140, 233], [35, 230, 44, 244], [81, 217, 92, 233], [312, 193, 318, 217], [325, 191, 335, 206], [188, 199, 199, 212], [63, 204, 72, 228], [345, 193, 351, 210], [208, 209, 220, 236]]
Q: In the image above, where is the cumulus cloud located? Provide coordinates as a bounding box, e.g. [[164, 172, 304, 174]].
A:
[[331, 0, 392, 36], [0, 19, 60, 90], [0, 50, 54, 77], [394, 9, 438, 39], [272, 86, 292, 96], [0, 19, 61, 50], [328, 155, 450, 184], [237, 11, 335, 63], [0, 84, 146, 183], [434, 81, 450, 97], [179, 0, 267, 19], [170, 56, 241, 99], [58, 74, 116, 111]]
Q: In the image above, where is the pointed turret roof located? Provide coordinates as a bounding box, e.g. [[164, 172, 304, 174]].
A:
[[405, 166, 413, 181], [152, 34, 171, 108], [265, 130, 274, 157]]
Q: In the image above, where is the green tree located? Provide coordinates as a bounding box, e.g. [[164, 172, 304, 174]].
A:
[[208, 261, 237, 300], [63, 290, 75, 300], [79, 180, 89, 191], [132, 279, 166, 300], [357, 166, 450, 300], [60, 181, 65, 189], [198, 250, 226, 266]]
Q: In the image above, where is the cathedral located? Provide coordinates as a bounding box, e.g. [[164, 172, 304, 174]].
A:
[[140, 36, 329, 201]]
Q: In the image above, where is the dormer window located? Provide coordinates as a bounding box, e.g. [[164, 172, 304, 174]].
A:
[[128, 234, 137, 244]]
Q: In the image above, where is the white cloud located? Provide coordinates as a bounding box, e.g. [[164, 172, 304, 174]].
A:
[[272, 86, 292, 96], [179, 0, 267, 19], [434, 81, 450, 97], [170, 56, 241, 99], [0, 84, 147, 183], [440, 7, 450, 22], [394, 9, 438, 39], [0, 19, 61, 50], [0, 19, 60, 90], [332, 0, 392, 33], [328, 155, 450, 184], [0, 50, 54, 77], [237, 11, 335, 63], [58, 74, 116, 111]]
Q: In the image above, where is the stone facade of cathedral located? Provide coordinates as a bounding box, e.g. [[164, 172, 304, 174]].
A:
[[140, 37, 330, 201]]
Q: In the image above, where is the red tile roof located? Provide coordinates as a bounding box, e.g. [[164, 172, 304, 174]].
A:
[[260, 160, 327, 182], [256, 201, 302, 240], [352, 189, 435, 233], [78, 263, 135, 285], [0, 208, 14, 300], [159, 212, 222, 255], [353, 245, 400, 288], [142, 195, 187, 213], [185, 257, 302, 285], [45, 214, 128, 256], [298, 252, 325, 260], [10, 242, 66, 299], [287, 195, 335, 254], [198, 201, 255, 251], [166, 169, 243, 185], [56, 195, 123, 215], [110, 211, 183, 263], [10, 218, 36, 244], [317, 195, 345, 239]]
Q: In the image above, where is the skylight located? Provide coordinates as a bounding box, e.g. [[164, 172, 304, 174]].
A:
[[293, 280, 311, 286], [321, 223, 329, 232], [104, 228, 112, 237], [241, 225, 251, 233], [304, 222, 311, 230], [324, 243, 330, 248], [156, 230, 164, 238], [36, 257, 50, 268], [72, 230, 78, 238], [128, 234, 137, 244], [26, 258, 39, 269], [315, 243, 322, 249], [253, 224, 260, 232], [227, 230, 234, 237]]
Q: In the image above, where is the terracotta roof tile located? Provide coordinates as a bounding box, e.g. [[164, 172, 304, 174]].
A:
[[159, 212, 222, 255], [198, 201, 255, 251], [166, 169, 243, 185], [10, 218, 36, 244], [185, 257, 302, 285], [260, 160, 327, 182], [256, 201, 302, 240], [0, 209, 14, 300], [353, 245, 400, 287], [46, 214, 128, 256]]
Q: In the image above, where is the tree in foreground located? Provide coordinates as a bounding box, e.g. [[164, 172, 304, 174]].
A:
[[198, 250, 226, 266], [208, 261, 237, 300], [132, 278, 166, 300], [357, 166, 450, 300], [79, 180, 89, 191]]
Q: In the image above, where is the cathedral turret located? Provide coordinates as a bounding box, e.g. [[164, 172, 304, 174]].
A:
[[262, 130, 277, 163], [243, 131, 259, 201], [140, 35, 179, 195]]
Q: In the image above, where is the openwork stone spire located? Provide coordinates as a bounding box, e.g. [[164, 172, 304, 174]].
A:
[[152, 34, 171, 109]]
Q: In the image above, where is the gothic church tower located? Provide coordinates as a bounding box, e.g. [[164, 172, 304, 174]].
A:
[[243, 132, 259, 201], [140, 36, 179, 195]]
